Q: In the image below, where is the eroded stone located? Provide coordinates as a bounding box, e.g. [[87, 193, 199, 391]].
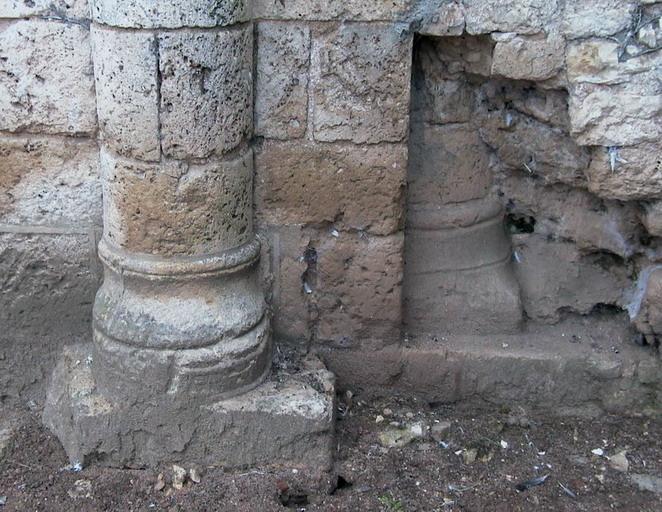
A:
[[91, 0, 249, 28], [0, 20, 96, 135], [311, 23, 411, 144], [491, 32, 565, 81], [0, 136, 101, 227], [256, 23, 310, 140], [255, 140, 406, 236], [159, 27, 253, 159], [92, 27, 160, 161], [513, 234, 629, 323], [101, 147, 253, 256], [43, 344, 335, 470], [585, 142, 662, 200]]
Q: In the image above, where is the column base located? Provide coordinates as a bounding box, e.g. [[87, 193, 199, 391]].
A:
[[43, 344, 336, 471]]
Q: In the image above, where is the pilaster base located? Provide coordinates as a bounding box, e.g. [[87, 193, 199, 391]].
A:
[[43, 344, 335, 471]]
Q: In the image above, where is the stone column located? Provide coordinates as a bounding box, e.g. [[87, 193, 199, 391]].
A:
[[44, 0, 334, 470]]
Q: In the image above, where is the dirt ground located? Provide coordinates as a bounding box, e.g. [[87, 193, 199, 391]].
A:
[[1, 392, 661, 511]]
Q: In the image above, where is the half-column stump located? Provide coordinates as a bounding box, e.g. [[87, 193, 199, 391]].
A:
[[43, 0, 335, 470]]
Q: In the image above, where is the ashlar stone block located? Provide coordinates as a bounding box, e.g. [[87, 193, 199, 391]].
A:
[[0, 136, 101, 227], [463, 0, 558, 35], [91, 0, 249, 28], [0, 0, 89, 19], [569, 81, 662, 146], [0, 20, 96, 135], [254, 141, 406, 236], [311, 23, 412, 144], [256, 22, 311, 140], [491, 32, 565, 81]]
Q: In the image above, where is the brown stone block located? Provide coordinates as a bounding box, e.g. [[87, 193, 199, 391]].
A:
[[314, 231, 404, 349], [255, 141, 406, 236], [585, 142, 662, 200], [480, 110, 590, 187], [0, 136, 101, 227], [512, 234, 629, 323], [256, 22, 310, 140], [310, 23, 412, 144]]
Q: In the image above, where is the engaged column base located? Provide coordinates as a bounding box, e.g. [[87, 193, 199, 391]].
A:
[[43, 344, 336, 471]]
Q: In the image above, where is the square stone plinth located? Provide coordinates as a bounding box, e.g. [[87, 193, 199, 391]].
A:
[[43, 344, 335, 471]]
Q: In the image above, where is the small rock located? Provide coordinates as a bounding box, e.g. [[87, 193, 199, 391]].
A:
[[591, 448, 604, 457], [154, 473, 166, 491], [638, 25, 657, 49], [172, 464, 187, 490], [463, 448, 478, 464], [631, 474, 662, 494], [609, 451, 629, 472], [406, 412, 414, 419], [383, 408, 393, 417], [375, 415, 385, 424], [0, 496, 6, 506], [378, 422, 425, 449], [500, 440, 509, 449], [189, 468, 202, 484], [430, 421, 451, 442], [67, 479, 93, 499]]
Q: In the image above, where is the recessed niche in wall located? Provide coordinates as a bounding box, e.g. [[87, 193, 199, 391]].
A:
[[403, 35, 635, 338]]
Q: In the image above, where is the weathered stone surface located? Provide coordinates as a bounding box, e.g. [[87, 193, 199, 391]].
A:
[[0, 20, 96, 135], [512, 234, 629, 323], [562, 0, 637, 38], [416, 0, 465, 36], [0, 0, 89, 18], [568, 81, 662, 146], [566, 39, 661, 85], [408, 123, 491, 205], [498, 176, 640, 258], [159, 27, 253, 159], [463, 0, 558, 35], [631, 267, 662, 341], [261, 225, 314, 344], [325, 317, 661, 417], [0, 232, 100, 400], [256, 23, 310, 140], [313, 232, 404, 349], [585, 142, 662, 200], [311, 23, 411, 144], [417, 35, 493, 79], [92, 27, 159, 162], [642, 201, 662, 237], [43, 343, 335, 469], [0, 136, 101, 227], [491, 32, 565, 81], [405, 199, 523, 335], [269, 228, 404, 349], [91, 0, 249, 28], [101, 147, 253, 256], [412, 76, 475, 124], [255, 141, 406, 236], [253, 0, 412, 21], [480, 111, 590, 186]]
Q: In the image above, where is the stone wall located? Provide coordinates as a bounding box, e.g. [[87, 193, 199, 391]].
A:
[[1, 0, 661, 401], [0, 2, 100, 400]]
